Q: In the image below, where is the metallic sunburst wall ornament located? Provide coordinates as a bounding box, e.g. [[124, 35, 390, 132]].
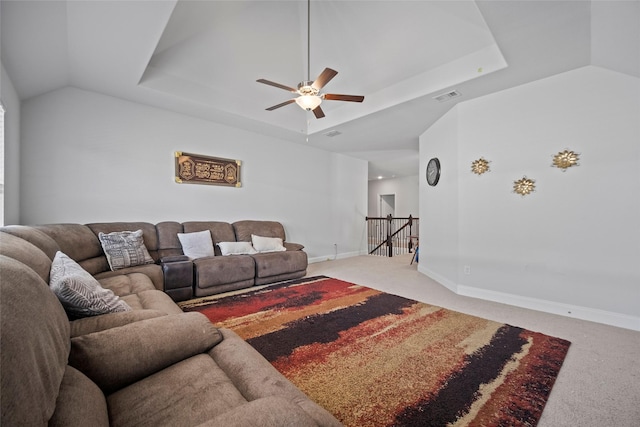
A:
[[471, 157, 491, 175], [552, 149, 580, 171], [513, 176, 536, 196]]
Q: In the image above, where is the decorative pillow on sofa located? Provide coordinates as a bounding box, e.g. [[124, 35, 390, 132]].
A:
[[50, 251, 131, 318], [98, 229, 155, 271], [177, 230, 215, 259], [251, 234, 286, 253], [217, 241, 257, 256]]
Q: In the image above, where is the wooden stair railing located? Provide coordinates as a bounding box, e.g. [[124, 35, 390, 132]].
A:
[[366, 215, 419, 257]]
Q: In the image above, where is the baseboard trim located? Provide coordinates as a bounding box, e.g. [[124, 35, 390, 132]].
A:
[[308, 250, 366, 264], [419, 265, 458, 293], [419, 267, 640, 331]]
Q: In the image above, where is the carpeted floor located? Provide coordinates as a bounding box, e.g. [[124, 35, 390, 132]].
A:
[[182, 275, 570, 427]]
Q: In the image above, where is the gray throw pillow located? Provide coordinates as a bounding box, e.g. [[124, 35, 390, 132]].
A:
[[98, 229, 155, 271], [50, 251, 131, 318]]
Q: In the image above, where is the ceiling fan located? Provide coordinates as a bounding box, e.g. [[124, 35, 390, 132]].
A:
[[257, 0, 364, 119]]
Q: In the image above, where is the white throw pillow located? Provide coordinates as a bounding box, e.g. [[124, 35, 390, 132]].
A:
[[177, 230, 215, 259], [50, 251, 131, 318], [217, 241, 257, 256], [251, 234, 286, 253], [98, 229, 155, 271]]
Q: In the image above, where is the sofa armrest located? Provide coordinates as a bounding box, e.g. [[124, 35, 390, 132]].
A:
[[161, 256, 193, 294], [160, 255, 190, 263], [69, 312, 222, 394], [70, 309, 167, 338], [284, 242, 304, 251]]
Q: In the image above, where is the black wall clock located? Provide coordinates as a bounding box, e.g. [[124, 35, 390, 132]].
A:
[[426, 157, 441, 186]]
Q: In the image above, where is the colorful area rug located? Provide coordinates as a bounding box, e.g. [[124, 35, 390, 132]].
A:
[[181, 276, 570, 427]]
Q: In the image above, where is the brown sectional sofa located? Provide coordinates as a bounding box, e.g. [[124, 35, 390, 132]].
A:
[[2, 220, 307, 302], [0, 224, 342, 426]]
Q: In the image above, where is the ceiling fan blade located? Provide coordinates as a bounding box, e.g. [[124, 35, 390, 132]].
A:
[[323, 94, 365, 102], [257, 79, 297, 93], [311, 68, 338, 90], [266, 99, 296, 111], [312, 106, 325, 119]]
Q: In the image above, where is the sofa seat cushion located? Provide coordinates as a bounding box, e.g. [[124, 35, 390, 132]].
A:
[[94, 263, 164, 291], [193, 256, 255, 289], [97, 272, 156, 297], [49, 366, 109, 427], [120, 290, 184, 315], [252, 251, 308, 279], [107, 354, 248, 427]]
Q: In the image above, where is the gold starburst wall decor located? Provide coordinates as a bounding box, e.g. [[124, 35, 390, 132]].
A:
[[552, 149, 580, 171], [471, 157, 491, 175], [513, 176, 536, 196]]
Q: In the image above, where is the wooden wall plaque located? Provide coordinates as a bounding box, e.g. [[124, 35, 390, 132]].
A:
[[175, 151, 242, 187]]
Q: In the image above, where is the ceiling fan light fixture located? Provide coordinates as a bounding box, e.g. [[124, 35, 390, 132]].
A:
[[295, 95, 322, 111]]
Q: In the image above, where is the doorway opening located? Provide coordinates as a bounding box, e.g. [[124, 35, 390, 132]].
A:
[[379, 194, 395, 217]]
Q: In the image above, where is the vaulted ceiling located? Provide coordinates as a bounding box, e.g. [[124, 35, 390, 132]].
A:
[[2, 1, 638, 180]]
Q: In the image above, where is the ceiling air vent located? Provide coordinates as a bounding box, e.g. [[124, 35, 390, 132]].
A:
[[433, 90, 461, 102], [324, 130, 342, 138]]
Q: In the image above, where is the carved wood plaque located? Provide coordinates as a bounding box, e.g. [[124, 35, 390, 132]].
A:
[[175, 152, 241, 187]]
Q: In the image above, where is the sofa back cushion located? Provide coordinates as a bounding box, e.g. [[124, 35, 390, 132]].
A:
[[35, 224, 106, 275], [0, 231, 53, 282], [156, 221, 184, 258], [183, 222, 236, 256], [233, 221, 286, 242], [1, 255, 70, 426], [87, 222, 159, 261], [0, 225, 60, 259]]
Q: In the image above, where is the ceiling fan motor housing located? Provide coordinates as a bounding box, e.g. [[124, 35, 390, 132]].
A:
[[297, 81, 318, 96]]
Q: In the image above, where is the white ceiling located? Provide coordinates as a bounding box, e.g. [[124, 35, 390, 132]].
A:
[[2, 1, 639, 180]]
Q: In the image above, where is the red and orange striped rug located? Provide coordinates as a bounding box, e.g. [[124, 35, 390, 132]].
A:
[[181, 276, 570, 427]]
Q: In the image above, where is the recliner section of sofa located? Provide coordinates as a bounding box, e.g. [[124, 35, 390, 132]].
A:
[[0, 238, 341, 426], [233, 220, 308, 286], [0, 226, 339, 426]]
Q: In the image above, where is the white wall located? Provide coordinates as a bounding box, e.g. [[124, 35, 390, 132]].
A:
[[19, 87, 368, 262], [419, 109, 460, 291], [1, 63, 21, 225], [367, 175, 419, 218], [420, 66, 640, 330]]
